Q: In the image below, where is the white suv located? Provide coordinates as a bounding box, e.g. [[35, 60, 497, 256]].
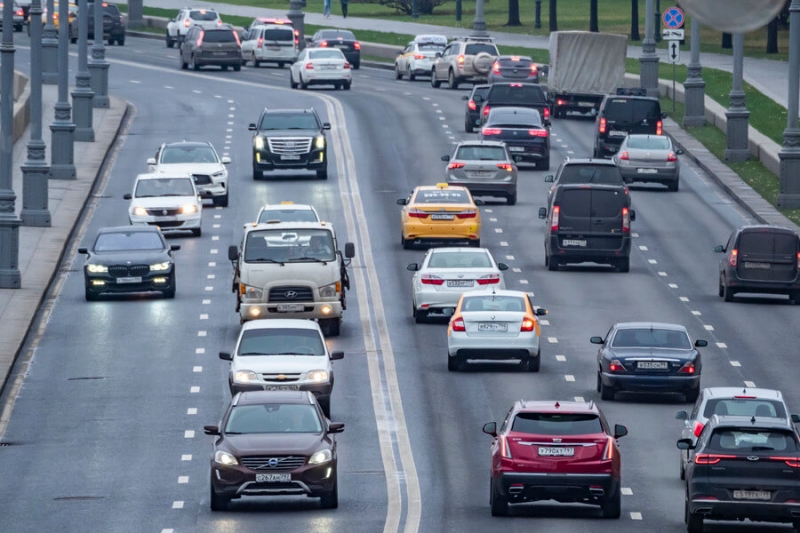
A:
[[147, 141, 230, 207], [219, 319, 344, 417], [241, 24, 298, 68], [124, 173, 203, 237], [166, 7, 221, 48]]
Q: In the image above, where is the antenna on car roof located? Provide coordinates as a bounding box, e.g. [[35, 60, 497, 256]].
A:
[[751, 416, 756, 424]]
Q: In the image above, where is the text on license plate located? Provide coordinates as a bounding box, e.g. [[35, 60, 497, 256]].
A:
[[562, 239, 587, 247], [256, 473, 292, 483], [431, 214, 454, 220], [478, 322, 508, 332], [212, 52, 229, 56], [539, 447, 575, 456], [281, 155, 301, 160], [578, 102, 595, 107], [637, 168, 658, 174], [733, 490, 770, 500], [322, 65, 338, 70], [468, 171, 493, 178], [637, 361, 668, 369], [276, 304, 304, 312], [447, 280, 473, 288], [744, 262, 770, 269], [265, 385, 299, 391], [116, 277, 142, 284], [508, 147, 525, 152], [609, 130, 628, 137]]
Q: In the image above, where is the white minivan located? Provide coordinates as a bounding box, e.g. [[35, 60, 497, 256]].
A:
[[241, 24, 298, 68]]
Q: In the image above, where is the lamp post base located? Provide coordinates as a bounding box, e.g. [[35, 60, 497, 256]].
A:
[[72, 85, 95, 142], [724, 108, 751, 162], [50, 115, 77, 180], [0, 217, 21, 288], [42, 36, 58, 85], [683, 77, 707, 128], [777, 129, 800, 208], [88, 60, 110, 109], [639, 53, 659, 97], [21, 143, 52, 227]]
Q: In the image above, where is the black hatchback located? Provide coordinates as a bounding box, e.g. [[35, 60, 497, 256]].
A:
[[593, 89, 666, 158]]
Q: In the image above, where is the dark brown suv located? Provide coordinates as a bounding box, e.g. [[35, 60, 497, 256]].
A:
[[180, 23, 243, 71], [205, 390, 344, 510]]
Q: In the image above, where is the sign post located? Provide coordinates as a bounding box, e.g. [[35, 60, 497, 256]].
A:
[[662, 7, 684, 113], [667, 40, 681, 111]]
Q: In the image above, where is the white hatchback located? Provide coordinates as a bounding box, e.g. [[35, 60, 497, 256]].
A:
[[241, 24, 298, 68], [125, 173, 202, 237], [290, 47, 352, 90]]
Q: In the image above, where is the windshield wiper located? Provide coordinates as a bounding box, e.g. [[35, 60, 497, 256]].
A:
[[160, 193, 189, 197], [290, 257, 328, 263], [136, 194, 156, 198], [280, 352, 318, 356], [238, 352, 270, 356], [246, 258, 285, 265]]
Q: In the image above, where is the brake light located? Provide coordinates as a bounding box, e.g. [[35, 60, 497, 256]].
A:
[[482, 128, 502, 135], [483, 105, 491, 117], [492, 62, 500, 74], [550, 205, 560, 232], [603, 436, 615, 460], [797, 252, 800, 269], [343, 62, 351, 69], [695, 454, 736, 465], [196, 30, 204, 47], [667, 152, 678, 162], [354, 42, 361, 50], [320, 40, 328, 47], [678, 362, 696, 374], [500, 436, 512, 459], [216, 19, 222, 26], [456, 210, 477, 219], [557, 99, 565, 106], [520, 318, 536, 332], [543, 106, 550, 120], [729, 249, 738, 267], [408, 209, 429, 218], [693, 422, 704, 438], [622, 207, 631, 234], [15, 8, 22, 16], [448, 162, 466, 169], [608, 359, 626, 373], [510, 83, 523, 87], [619, 151, 629, 160], [529, 129, 548, 137], [457, 54, 465, 66], [530, 63, 538, 76], [257, 37, 263, 49], [184, 18, 190, 27], [421, 274, 444, 285], [451, 317, 466, 331], [770, 457, 800, 468], [467, 100, 477, 111], [476, 273, 501, 285], [496, 163, 514, 171], [656, 120, 663, 135], [734, 395, 756, 399], [305, 62, 314, 70], [599, 117, 607, 134], [414, 53, 425, 59]]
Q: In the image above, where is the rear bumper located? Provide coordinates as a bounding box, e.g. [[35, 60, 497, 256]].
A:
[[547, 236, 631, 265], [596, 137, 624, 156], [722, 269, 800, 295], [446, 180, 515, 197], [449, 332, 538, 359], [619, 166, 679, 183], [689, 499, 800, 523], [196, 56, 243, 67], [494, 472, 618, 504], [601, 371, 701, 393]]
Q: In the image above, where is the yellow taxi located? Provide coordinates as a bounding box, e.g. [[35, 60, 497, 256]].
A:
[[396, 183, 483, 249], [28, 2, 77, 35]]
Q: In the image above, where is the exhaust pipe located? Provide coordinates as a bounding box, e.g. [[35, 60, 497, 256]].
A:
[[695, 507, 713, 516], [589, 487, 605, 496], [508, 485, 524, 495]]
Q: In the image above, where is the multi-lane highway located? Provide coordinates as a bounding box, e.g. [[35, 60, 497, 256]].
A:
[[0, 34, 797, 533]]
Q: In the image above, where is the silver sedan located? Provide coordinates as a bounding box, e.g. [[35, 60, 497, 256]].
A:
[[442, 141, 518, 205], [612, 134, 683, 191]]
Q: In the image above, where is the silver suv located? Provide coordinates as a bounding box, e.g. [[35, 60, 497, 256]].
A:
[[165, 7, 221, 47], [430, 36, 499, 90]]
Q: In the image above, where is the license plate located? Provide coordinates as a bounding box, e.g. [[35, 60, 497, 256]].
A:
[[265, 385, 299, 391], [468, 171, 493, 178], [276, 304, 304, 312], [154, 216, 172, 222], [335, 44, 348, 48], [609, 130, 628, 138], [116, 277, 142, 284], [744, 262, 771, 269], [637, 361, 668, 369], [637, 168, 658, 174], [562, 239, 587, 247], [733, 490, 770, 500], [322, 65, 338, 70], [256, 473, 292, 483], [478, 322, 508, 332], [431, 214, 454, 220], [212, 51, 228, 56], [267, 46, 280, 51], [539, 447, 575, 456], [447, 280, 474, 288], [281, 155, 301, 160], [508, 146, 525, 152], [578, 102, 595, 107]]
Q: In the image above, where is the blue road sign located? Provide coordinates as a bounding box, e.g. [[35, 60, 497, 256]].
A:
[[662, 6, 685, 29]]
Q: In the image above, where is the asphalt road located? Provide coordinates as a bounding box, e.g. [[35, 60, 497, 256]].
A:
[[0, 35, 798, 533]]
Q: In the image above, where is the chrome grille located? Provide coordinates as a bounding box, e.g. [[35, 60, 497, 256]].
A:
[[260, 373, 302, 383], [267, 137, 312, 155], [192, 174, 212, 185], [240, 455, 306, 471], [268, 286, 313, 302], [145, 207, 182, 216]]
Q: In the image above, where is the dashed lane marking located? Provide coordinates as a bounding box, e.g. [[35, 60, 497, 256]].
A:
[[512, 268, 521, 273], [184, 431, 194, 439], [193, 366, 202, 373], [208, 261, 216, 266], [648, 259, 657, 264], [692, 310, 702, 316], [439, 117, 445, 121], [195, 348, 205, 354], [129, 80, 141, 84], [704, 325, 714, 331], [192, 89, 201, 94], [198, 331, 207, 337], [207, 274, 215, 279], [658, 271, 667, 276], [204, 286, 213, 291], [565, 375, 575, 382], [202, 300, 210, 305], [632, 232, 639, 238], [505, 255, 514, 260], [494, 228, 503, 233], [489, 218, 497, 222], [484, 209, 492, 213], [172, 501, 184, 509], [680, 296, 689, 302], [190, 386, 200, 393], [214, 95, 222, 99], [200, 314, 208, 319], [164, 86, 174, 89], [162, 530, 174, 533], [178, 476, 189, 484], [730, 361, 741, 367], [539, 319, 549, 326], [210, 249, 218, 254], [187, 408, 197, 415], [548, 337, 558, 343], [716, 342, 727, 348], [555, 355, 566, 362], [621, 487, 633, 495], [519, 280, 528, 285], [639, 246, 648, 251], [212, 236, 219, 241], [500, 242, 509, 246], [669, 284, 678, 288], [574, 396, 585, 402], [630, 512, 643, 520], [181, 455, 191, 461]]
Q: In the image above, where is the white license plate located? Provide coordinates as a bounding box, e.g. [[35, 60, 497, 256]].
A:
[[508, 147, 525, 152], [468, 171, 493, 178], [116, 277, 142, 284], [276, 304, 304, 312], [744, 262, 771, 269], [733, 490, 770, 500], [321, 65, 338, 70], [212, 51, 228, 56], [265, 385, 299, 391], [447, 280, 474, 288], [335, 44, 348, 48], [562, 239, 587, 247], [637, 168, 658, 174], [478, 322, 508, 332], [637, 361, 668, 369], [256, 473, 292, 483], [578, 102, 596, 107], [539, 447, 575, 457], [154, 216, 173, 222], [609, 130, 628, 137], [431, 214, 454, 220], [281, 155, 301, 160]]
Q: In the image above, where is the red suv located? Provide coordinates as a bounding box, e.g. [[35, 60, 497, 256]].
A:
[[482, 400, 628, 517]]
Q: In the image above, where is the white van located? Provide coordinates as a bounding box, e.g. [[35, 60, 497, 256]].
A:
[[241, 24, 298, 68]]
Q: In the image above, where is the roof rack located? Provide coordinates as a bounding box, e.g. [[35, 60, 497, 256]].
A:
[[451, 35, 495, 43], [615, 87, 648, 97]]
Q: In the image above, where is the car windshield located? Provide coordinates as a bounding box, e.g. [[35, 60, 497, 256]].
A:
[[462, 295, 525, 312], [703, 399, 788, 419], [309, 49, 344, 60], [237, 328, 326, 356], [258, 209, 319, 224], [190, 10, 217, 21], [428, 251, 492, 269], [709, 429, 798, 452], [611, 328, 692, 349], [455, 146, 507, 161], [625, 136, 671, 150], [415, 189, 469, 204], [465, 43, 497, 55], [488, 111, 541, 128], [558, 165, 623, 185], [226, 404, 322, 434], [244, 229, 335, 263], [512, 413, 603, 435], [93, 231, 164, 252], [259, 113, 320, 130], [135, 178, 195, 198], [160, 145, 218, 164]]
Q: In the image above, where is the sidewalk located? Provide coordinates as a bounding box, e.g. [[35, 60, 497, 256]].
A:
[[0, 85, 128, 396], [141, 0, 795, 109]]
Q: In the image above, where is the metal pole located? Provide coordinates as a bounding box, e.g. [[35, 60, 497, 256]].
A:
[[683, 18, 707, 127], [639, 0, 659, 96], [21, 0, 51, 227], [72, 0, 94, 141], [286, 0, 306, 51], [777, 0, 800, 208], [724, 33, 750, 161], [473, 0, 487, 35], [0, 1, 22, 288], [50, 0, 77, 180], [42, 0, 57, 84], [88, 0, 109, 108], [535, 0, 541, 29], [654, 0, 661, 42], [412, 0, 418, 19]]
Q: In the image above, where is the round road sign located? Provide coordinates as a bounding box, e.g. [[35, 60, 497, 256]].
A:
[[662, 6, 685, 29]]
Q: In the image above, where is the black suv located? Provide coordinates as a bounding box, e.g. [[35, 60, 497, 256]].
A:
[[678, 415, 800, 533], [250, 108, 331, 180], [71, 1, 126, 46], [462, 84, 490, 133], [714, 225, 800, 303], [544, 158, 629, 206], [593, 88, 666, 158], [480, 82, 550, 127]]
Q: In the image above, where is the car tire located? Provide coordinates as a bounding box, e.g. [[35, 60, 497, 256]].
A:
[[191, 228, 202, 238], [85, 287, 98, 301], [723, 279, 735, 302], [679, 454, 686, 480], [343, 81, 351, 90], [718, 276, 725, 297], [471, 239, 481, 248], [408, 67, 416, 81], [395, 63, 403, 80], [319, 478, 338, 509], [430, 70, 441, 88], [539, 155, 550, 171], [221, 65, 229, 71], [403, 238, 413, 250], [317, 169, 328, 180], [685, 388, 700, 403], [525, 351, 540, 372], [163, 274, 176, 299], [447, 355, 460, 371], [321, 318, 341, 337], [414, 309, 427, 324], [448, 69, 459, 90], [70, 36, 77, 44], [668, 179, 680, 192], [490, 481, 509, 516], [233, 64, 241, 72], [791, 291, 800, 305], [253, 58, 261, 68], [117, 38, 125, 46], [601, 486, 621, 518], [465, 119, 474, 134], [210, 483, 230, 511], [290, 71, 298, 89], [318, 397, 331, 418], [213, 194, 229, 208], [166, 32, 175, 48], [600, 380, 615, 401], [107, 38, 114, 46], [180, 53, 187, 70], [616, 258, 630, 273], [300, 76, 308, 90], [252, 165, 261, 180], [353, 61, 360, 70], [547, 256, 559, 271], [507, 193, 516, 206], [793, 519, 800, 533]]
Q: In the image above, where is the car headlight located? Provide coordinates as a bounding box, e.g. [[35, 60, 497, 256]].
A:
[[212, 169, 227, 178], [214, 450, 239, 466], [149, 261, 171, 271], [242, 285, 263, 299], [87, 264, 108, 273], [314, 135, 325, 150], [132, 206, 147, 216], [254, 136, 265, 150], [306, 370, 329, 383], [319, 283, 339, 298], [308, 449, 332, 465], [182, 204, 198, 214], [233, 370, 258, 383]]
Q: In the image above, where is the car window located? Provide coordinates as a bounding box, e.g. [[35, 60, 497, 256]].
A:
[[262, 28, 294, 41], [603, 99, 661, 122], [226, 404, 323, 434], [238, 327, 325, 356], [259, 113, 320, 130], [320, 30, 355, 40], [739, 231, 798, 255], [427, 250, 491, 269], [461, 295, 525, 312], [511, 413, 603, 435], [93, 231, 164, 252], [465, 43, 497, 55], [488, 84, 545, 102], [190, 10, 217, 21], [309, 49, 345, 60], [626, 136, 671, 150], [160, 145, 218, 164], [703, 399, 787, 419], [135, 178, 195, 198], [258, 209, 319, 224], [455, 146, 507, 161], [591, 190, 627, 218], [245, 229, 335, 263], [473, 86, 491, 98], [488, 110, 542, 128], [202, 30, 237, 43], [558, 165, 623, 185], [611, 328, 691, 349], [709, 429, 798, 452], [414, 189, 469, 204]]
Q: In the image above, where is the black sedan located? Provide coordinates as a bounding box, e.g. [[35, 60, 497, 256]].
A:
[[78, 226, 179, 301], [307, 29, 360, 69], [592, 322, 707, 402], [480, 107, 550, 170]]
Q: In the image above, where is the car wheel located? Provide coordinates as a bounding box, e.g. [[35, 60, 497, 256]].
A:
[[448, 69, 459, 90], [343, 80, 351, 90], [431, 69, 441, 88], [668, 179, 679, 192], [163, 274, 176, 299], [507, 193, 517, 206], [85, 287, 98, 301], [547, 256, 559, 271], [319, 478, 338, 509], [221, 65, 229, 71], [525, 350, 540, 372], [191, 54, 200, 71], [278, 62, 285, 68], [210, 483, 230, 511], [490, 481, 509, 516], [290, 71, 298, 89], [408, 67, 416, 81], [403, 238, 413, 250], [70, 36, 77, 44], [253, 57, 261, 67], [252, 165, 261, 180], [233, 64, 241, 72], [471, 239, 481, 248], [685, 388, 700, 403], [616, 258, 630, 273], [353, 61, 360, 70], [679, 454, 686, 480], [213, 194, 229, 208], [593, 147, 603, 159], [447, 354, 460, 371], [539, 155, 550, 171], [395, 63, 403, 80], [723, 278, 735, 302], [791, 291, 800, 305], [191, 228, 202, 238], [601, 486, 621, 518], [718, 276, 725, 297], [686, 501, 704, 533], [320, 317, 341, 337], [793, 519, 800, 533], [300, 75, 308, 90], [414, 309, 428, 324], [107, 38, 114, 46], [596, 372, 602, 393], [117, 38, 125, 46], [318, 397, 331, 418], [317, 169, 328, 180], [465, 119, 474, 134], [600, 380, 615, 401], [166, 32, 175, 48]]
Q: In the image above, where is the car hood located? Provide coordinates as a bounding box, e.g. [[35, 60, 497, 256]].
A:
[[232, 354, 330, 374], [86, 250, 171, 266], [130, 195, 199, 209], [257, 129, 320, 137], [224, 432, 325, 456], [608, 347, 697, 360], [154, 163, 225, 175]]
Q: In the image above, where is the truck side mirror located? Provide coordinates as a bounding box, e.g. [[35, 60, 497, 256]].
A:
[[248, 123, 257, 131], [228, 245, 239, 261], [123, 193, 132, 200], [344, 242, 355, 259], [538, 207, 547, 219]]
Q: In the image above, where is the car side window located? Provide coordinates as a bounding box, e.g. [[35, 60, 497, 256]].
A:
[[726, 232, 736, 252], [604, 326, 614, 345], [690, 394, 703, 419], [499, 408, 513, 433]]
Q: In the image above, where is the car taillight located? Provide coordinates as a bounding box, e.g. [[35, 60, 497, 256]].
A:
[[608, 359, 626, 373], [729, 249, 738, 267], [233, 31, 241, 46], [603, 436, 615, 460], [530, 63, 538, 76], [457, 54, 465, 66], [456, 210, 477, 219], [257, 37, 263, 49], [467, 100, 477, 111], [557, 99, 565, 106], [448, 162, 466, 169], [678, 362, 696, 374], [622, 207, 631, 234], [196, 31, 203, 47], [16, 8, 22, 16], [483, 105, 491, 117], [528, 129, 548, 137], [320, 40, 328, 47], [414, 53, 425, 59], [543, 106, 550, 120], [343, 62, 351, 69], [305, 62, 315, 70], [421, 274, 444, 285], [693, 421, 704, 438], [184, 18, 190, 27], [656, 120, 663, 135], [771, 456, 800, 468], [482, 128, 502, 135], [695, 454, 735, 465], [500, 436, 512, 459], [619, 151, 629, 160], [492, 62, 500, 74], [520, 317, 536, 332], [667, 152, 678, 162], [496, 163, 514, 171], [550, 205, 560, 232], [354, 42, 361, 50], [451, 317, 466, 331], [408, 209, 428, 218], [476, 273, 501, 285], [599, 117, 607, 134], [796, 251, 800, 269]]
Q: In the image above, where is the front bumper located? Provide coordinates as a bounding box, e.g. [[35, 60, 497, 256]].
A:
[[240, 300, 343, 322], [84, 272, 174, 295], [494, 472, 618, 505], [601, 371, 701, 393], [230, 379, 333, 398], [211, 460, 336, 499], [129, 213, 201, 231], [253, 148, 326, 170]]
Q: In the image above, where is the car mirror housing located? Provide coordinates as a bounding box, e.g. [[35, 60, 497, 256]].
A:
[[407, 263, 420, 271], [123, 193, 132, 200], [146, 157, 156, 165], [474, 199, 485, 206], [441, 155, 450, 162], [482, 422, 497, 437], [497, 263, 508, 271], [328, 422, 345, 433], [629, 209, 636, 222], [590, 336, 604, 345], [248, 123, 257, 131], [544, 174, 554, 182], [713, 245, 725, 253], [221, 156, 231, 164], [78, 247, 88, 254], [203, 425, 220, 436], [228, 245, 239, 261], [662, 112, 669, 119], [330, 350, 344, 361], [397, 198, 408, 206], [676, 410, 688, 420], [344, 242, 355, 259], [170, 244, 181, 251], [322, 123, 332, 130], [538, 207, 547, 219], [676, 149, 684, 155], [614, 424, 628, 439], [676, 438, 694, 450], [219, 351, 233, 361], [792, 414, 800, 423], [461, 95, 468, 101], [694, 340, 708, 348], [535, 307, 548, 316]]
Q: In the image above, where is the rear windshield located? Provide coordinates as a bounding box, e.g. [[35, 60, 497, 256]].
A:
[[472, 86, 491, 98], [558, 189, 626, 218], [558, 165, 623, 186], [739, 230, 798, 255], [611, 328, 691, 349], [258, 209, 318, 224], [309, 49, 344, 60], [703, 399, 787, 419], [104, 5, 121, 16], [488, 84, 546, 103], [499, 57, 532, 67], [462, 295, 526, 312], [259, 113, 319, 130], [238, 328, 325, 356], [415, 189, 469, 204], [465, 43, 498, 55], [626, 136, 671, 150], [320, 30, 355, 40], [455, 145, 507, 161], [488, 110, 541, 127], [190, 10, 218, 21], [709, 429, 798, 452], [263, 28, 294, 41], [603, 98, 661, 122], [512, 413, 603, 435], [427, 250, 491, 269], [202, 30, 236, 43]]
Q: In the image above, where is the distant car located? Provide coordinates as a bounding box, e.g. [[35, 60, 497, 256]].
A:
[[71, 1, 126, 46], [166, 7, 221, 47], [431, 36, 498, 89], [0, 1, 25, 31], [245, 16, 298, 46], [612, 134, 683, 191], [594, 88, 665, 158], [241, 23, 298, 68], [481, 107, 550, 170], [124, 173, 203, 237], [15, 0, 28, 23], [592, 322, 707, 402], [78, 226, 179, 301], [256, 202, 320, 224], [480, 82, 550, 127], [307, 29, 360, 69], [447, 289, 547, 372], [487, 55, 538, 84], [394, 34, 447, 81], [290, 47, 352, 90], [397, 183, 483, 249], [147, 141, 230, 207], [180, 24, 243, 71], [28, 2, 75, 36], [714, 225, 800, 304], [675, 387, 800, 480], [544, 158, 629, 206], [205, 390, 344, 511], [483, 400, 628, 518], [442, 140, 518, 205], [407, 247, 507, 322], [678, 415, 800, 533], [462, 84, 490, 133]]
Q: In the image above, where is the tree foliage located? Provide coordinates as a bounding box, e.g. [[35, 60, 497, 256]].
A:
[[377, 0, 445, 16]]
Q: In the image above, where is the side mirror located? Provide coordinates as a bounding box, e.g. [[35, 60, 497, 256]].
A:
[[792, 414, 800, 424], [662, 112, 668, 119], [482, 422, 497, 437], [330, 350, 344, 361], [406, 263, 420, 271], [713, 245, 725, 253], [170, 244, 181, 251], [694, 340, 708, 348], [123, 193, 132, 200], [544, 174, 554, 183], [676, 438, 695, 450], [497, 263, 508, 271], [323, 123, 332, 130], [535, 307, 548, 316], [146, 157, 156, 165], [78, 247, 88, 254], [590, 336, 604, 345], [396, 198, 408, 206], [228, 245, 239, 261], [538, 207, 547, 219], [441, 155, 451, 162], [676, 149, 684, 155], [344, 242, 355, 259], [461, 95, 468, 101], [221, 156, 231, 164], [474, 199, 485, 206], [435, 52, 442, 58], [614, 424, 628, 439], [629, 209, 636, 222], [219, 351, 232, 361], [513, 156, 522, 162], [328, 422, 345, 433], [676, 410, 688, 420], [396, 50, 403, 55], [203, 425, 220, 436], [248, 123, 257, 131]]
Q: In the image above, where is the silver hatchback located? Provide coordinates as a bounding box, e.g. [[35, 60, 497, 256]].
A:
[[442, 141, 518, 205]]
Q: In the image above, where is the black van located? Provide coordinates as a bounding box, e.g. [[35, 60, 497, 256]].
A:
[[593, 89, 666, 158], [538, 184, 635, 272], [714, 225, 800, 303]]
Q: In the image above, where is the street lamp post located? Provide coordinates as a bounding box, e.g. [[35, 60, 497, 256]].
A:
[[683, 18, 707, 127], [21, 0, 51, 227], [456, 0, 461, 22], [42, 0, 57, 84], [287, 0, 306, 52], [724, 33, 750, 161], [88, 0, 109, 108], [412, 0, 418, 19], [777, 0, 800, 208], [127, 0, 144, 29], [639, 0, 659, 96], [50, 0, 77, 180], [0, 1, 22, 288], [654, 0, 662, 42], [473, 0, 487, 35], [535, 0, 541, 29], [72, 0, 94, 142]]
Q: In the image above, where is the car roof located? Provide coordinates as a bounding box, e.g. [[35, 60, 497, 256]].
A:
[[702, 387, 785, 400], [555, 183, 629, 193], [736, 224, 797, 234], [708, 415, 795, 431], [135, 172, 193, 181], [561, 158, 617, 167], [261, 108, 316, 115], [515, 400, 600, 414], [497, 54, 533, 60], [416, 184, 469, 193], [163, 141, 213, 149], [455, 140, 507, 148], [240, 318, 323, 332], [430, 247, 489, 254], [97, 225, 162, 235], [490, 107, 539, 116], [613, 322, 689, 332], [235, 390, 315, 406], [247, 221, 331, 231], [260, 203, 316, 211], [463, 289, 529, 299]]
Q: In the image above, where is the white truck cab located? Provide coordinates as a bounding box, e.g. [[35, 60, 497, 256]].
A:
[[230, 220, 354, 336]]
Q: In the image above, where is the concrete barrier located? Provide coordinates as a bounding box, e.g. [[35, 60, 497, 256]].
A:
[[11, 71, 30, 144]]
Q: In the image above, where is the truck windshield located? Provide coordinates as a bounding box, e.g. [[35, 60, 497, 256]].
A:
[[245, 229, 335, 263]]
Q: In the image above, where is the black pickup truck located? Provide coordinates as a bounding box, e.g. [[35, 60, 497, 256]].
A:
[[479, 82, 550, 127]]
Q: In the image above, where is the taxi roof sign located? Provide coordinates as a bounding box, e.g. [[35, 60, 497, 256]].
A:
[[413, 34, 447, 45], [280, 201, 294, 204], [436, 183, 449, 188]]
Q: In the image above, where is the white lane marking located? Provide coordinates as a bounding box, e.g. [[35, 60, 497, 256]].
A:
[[208, 261, 216, 266], [210, 249, 218, 254], [441, 124, 448, 128], [187, 408, 198, 415], [431, 102, 437, 105], [567, 150, 574, 154], [512, 268, 521, 273], [195, 348, 205, 354], [225, 135, 232, 139], [704, 325, 714, 331], [228, 114, 234, 118], [206, 274, 215, 279], [435, 109, 442, 113], [424, 97, 430, 100], [200, 314, 208, 319], [494, 228, 503, 233], [505, 255, 514, 260], [565, 375, 575, 382], [648, 259, 657, 264], [500, 241, 508, 247], [130, 80, 141, 84], [198, 331, 207, 337], [212, 236, 219, 241], [632, 232, 639, 238], [639, 245, 648, 251], [214, 214, 221, 219], [539, 319, 549, 326], [744, 381, 756, 387], [680, 296, 689, 302], [404, 92, 413, 96], [716, 342, 727, 348], [519, 280, 529, 285], [193, 366, 202, 373], [489, 217, 497, 222], [449, 136, 455, 140], [228, 100, 234, 103], [229, 107, 235, 111], [227, 122, 233, 126], [172, 501, 184, 509], [205, 286, 213, 291], [164, 85, 174, 89], [555, 355, 566, 362], [181, 455, 192, 461], [439, 116, 445, 121], [692, 310, 702, 316], [178, 476, 189, 484], [669, 283, 678, 288], [548, 337, 558, 343], [658, 271, 667, 276], [184, 431, 194, 439], [162, 530, 174, 533], [226, 129, 232, 133], [192, 89, 201, 93], [215, 95, 222, 98], [190, 386, 200, 393], [202, 300, 210, 305], [574, 396, 585, 402], [621, 487, 633, 495], [560, 144, 568, 148], [630, 512, 643, 520], [485, 209, 492, 213], [730, 361, 741, 367]]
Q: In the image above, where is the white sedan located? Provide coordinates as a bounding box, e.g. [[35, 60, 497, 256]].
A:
[[447, 290, 547, 372], [290, 47, 352, 90], [407, 247, 507, 323], [125, 173, 203, 237]]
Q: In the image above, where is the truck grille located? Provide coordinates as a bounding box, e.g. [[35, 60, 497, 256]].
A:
[[108, 265, 150, 277], [269, 286, 313, 302], [268, 137, 312, 155], [240, 455, 307, 471]]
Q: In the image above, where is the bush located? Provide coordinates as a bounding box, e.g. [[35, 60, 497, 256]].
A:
[[374, 0, 446, 16]]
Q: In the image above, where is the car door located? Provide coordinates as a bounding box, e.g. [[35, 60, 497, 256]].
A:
[[397, 44, 410, 71], [435, 45, 451, 78], [588, 188, 626, 250], [241, 26, 256, 58]]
